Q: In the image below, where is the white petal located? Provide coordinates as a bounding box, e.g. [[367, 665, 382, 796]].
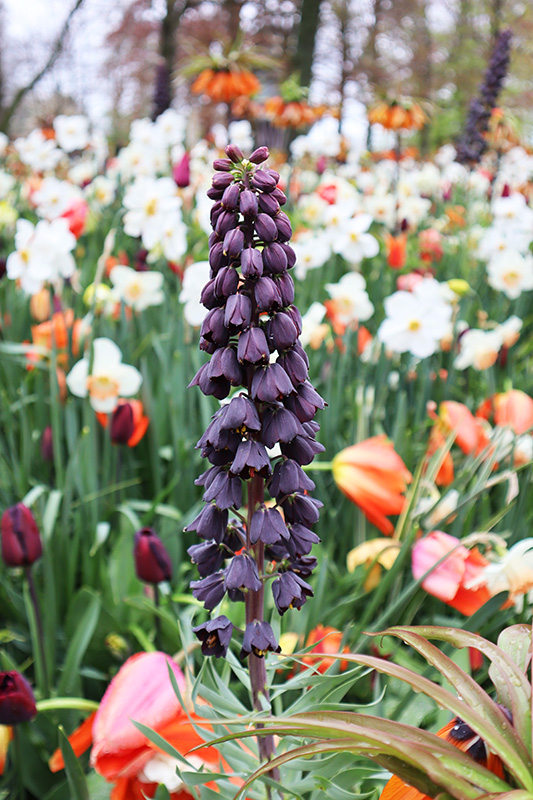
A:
[[91, 338, 123, 373], [66, 359, 89, 397], [90, 394, 119, 413], [116, 364, 143, 396]]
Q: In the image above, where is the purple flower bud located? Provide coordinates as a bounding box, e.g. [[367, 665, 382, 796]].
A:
[[261, 406, 303, 448], [271, 187, 287, 206], [287, 304, 303, 335], [284, 380, 326, 422], [241, 247, 263, 278], [220, 395, 261, 432], [207, 187, 224, 201], [208, 231, 220, 248], [281, 432, 325, 465], [193, 615, 233, 658], [222, 183, 241, 211], [215, 210, 239, 237], [191, 572, 226, 610], [269, 458, 315, 497], [285, 523, 320, 557], [225, 144, 244, 163], [282, 493, 323, 526], [223, 228, 244, 258], [255, 277, 282, 311], [200, 307, 229, 345], [213, 158, 234, 172], [251, 363, 294, 402], [224, 293, 252, 330], [249, 146, 269, 164], [275, 212, 292, 242], [203, 469, 242, 509], [258, 193, 280, 216], [1, 504, 42, 568], [225, 554, 262, 592], [272, 572, 313, 615], [185, 503, 228, 543], [208, 346, 243, 385], [188, 540, 225, 577], [240, 620, 280, 658], [231, 439, 271, 478], [239, 189, 258, 218], [274, 273, 295, 306], [209, 241, 227, 272], [265, 168, 280, 183], [199, 337, 217, 354], [212, 172, 235, 189], [251, 170, 277, 193], [250, 506, 288, 545], [237, 326, 269, 364], [255, 213, 278, 242], [214, 266, 239, 299], [289, 556, 318, 577], [262, 243, 288, 274], [41, 425, 54, 462], [133, 527, 173, 584], [277, 347, 308, 385], [279, 242, 296, 268], [266, 311, 299, 351], [0, 671, 37, 725]]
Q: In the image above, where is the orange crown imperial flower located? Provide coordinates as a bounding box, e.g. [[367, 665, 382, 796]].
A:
[[332, 435, 412, 535], [368, 100, 427, 132]]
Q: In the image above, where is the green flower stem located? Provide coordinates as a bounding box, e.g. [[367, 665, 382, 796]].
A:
[[25, 566, 49, 698], [302, 461, 334, 471], [36, 698, 100, 713]]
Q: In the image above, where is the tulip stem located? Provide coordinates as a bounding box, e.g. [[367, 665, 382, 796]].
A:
[[25, 566, 49, 698], [13, 726, 26, 800], [302, 461, 333, 471], [36, 698, 100, 712], [153, 584, 161, 649]]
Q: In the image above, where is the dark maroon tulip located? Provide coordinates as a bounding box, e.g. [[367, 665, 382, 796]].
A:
[[133, 527, 173, 584], [0, 671, 37, 724], [1, 504, 42, 567], [172, 152, 190, 187], [110, 403, 134, 445]]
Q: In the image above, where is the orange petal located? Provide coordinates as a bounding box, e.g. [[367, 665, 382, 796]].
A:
[[49, 712, 96, 772], [0, 725, 13, 775]]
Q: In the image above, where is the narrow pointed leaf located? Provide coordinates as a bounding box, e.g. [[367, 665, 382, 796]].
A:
[[58, 725, 90, 800]]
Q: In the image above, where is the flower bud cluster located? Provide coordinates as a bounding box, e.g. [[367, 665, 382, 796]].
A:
[[188, 144, 325, 660]]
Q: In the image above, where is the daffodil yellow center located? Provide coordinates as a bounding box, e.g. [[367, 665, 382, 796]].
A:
[[408, 319, 421, 331], [145, 198, 157, 216], [503, 271, 520, 285], [350, 232, 360, 243], [126, 282, 143, 300], [87, 375, 120, 400], [20, 249, 30, 263]]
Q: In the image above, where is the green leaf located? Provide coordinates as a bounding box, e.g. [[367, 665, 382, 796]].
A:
[[58, 590, 101, 696], [58, 725, 90, 800]]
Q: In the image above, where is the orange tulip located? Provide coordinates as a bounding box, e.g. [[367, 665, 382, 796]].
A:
[[50, 652, 223, 800], [438, 401, 489, 457], [301, 625, 350, 674], [0, 725, 13, 775], [493, 389, 533, 434], [425, 426, 454, 487], [332, 436, 412, 535], [380, 716, 504, 800], [385, 233, 408, 270], [412, 531, 490, 616]]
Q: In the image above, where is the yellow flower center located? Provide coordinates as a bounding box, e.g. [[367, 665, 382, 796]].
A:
[[20, 249, 30, 263], [145, 198, 157, 216], [503, 271, 520, 285], [87, 374, 120, 400], [126, 282, 143, 301], [408, 319, 421, 331]]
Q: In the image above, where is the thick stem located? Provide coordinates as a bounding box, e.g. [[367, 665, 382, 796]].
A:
[[245, 475, 280, 779], [25, 566, 49, 697], [154, 584, 161, 650]]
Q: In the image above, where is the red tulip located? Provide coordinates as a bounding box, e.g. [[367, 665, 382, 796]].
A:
[[0, 671, 37, 725], [332, 436, 412, 535], [1, 504, 42, 567], [133, 527, 173, 584]]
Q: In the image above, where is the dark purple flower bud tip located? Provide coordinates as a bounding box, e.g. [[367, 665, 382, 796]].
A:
[[249, 146, 269, 164], [0, 671, 37, 725], [133, 527, 173, 584], [240, 620, 280, 659], [193, 615, 233, 658], [225, 144, 244, 163]]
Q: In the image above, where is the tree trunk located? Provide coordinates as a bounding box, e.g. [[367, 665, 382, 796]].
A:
[[293, 0, 324, 87]]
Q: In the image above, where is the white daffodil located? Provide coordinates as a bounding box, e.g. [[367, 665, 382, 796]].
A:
[[332, 213, 379, 264], [14, 129, 63, 172], [293, 232, 332, 280], [378, 282, 452, 359], [454, 328, 502, 371], [486, 250, 533, 299], [123, 177, 181, 249], [32, 177, 82, 220], [324, 272, 374, 326], [66, 337, 142, 413], [6, 218, 76, 294], [178, 261, 211, 326], [497, 315, 522, 348], [53, 115, 90, 152], [110, 265, 164, 310], [300, 302, 327, 349]]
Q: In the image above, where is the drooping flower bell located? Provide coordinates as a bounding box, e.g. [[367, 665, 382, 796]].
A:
[[0, 671, 37, 725], [1, 504, 42, 568], [133, 527, 173, 585], [187, 144, 324, 661]]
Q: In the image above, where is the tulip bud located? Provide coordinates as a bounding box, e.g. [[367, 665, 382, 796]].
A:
[[133, 527, 173, 584], [41, 426, 54, 462], [110, 403, 134, 445], [0, 671, 37, 724], [1, 504, 42, 567], [172, 152, 190, 188]]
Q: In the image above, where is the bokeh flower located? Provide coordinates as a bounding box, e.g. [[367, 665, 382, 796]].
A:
[[66, 338, 142, 413]]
